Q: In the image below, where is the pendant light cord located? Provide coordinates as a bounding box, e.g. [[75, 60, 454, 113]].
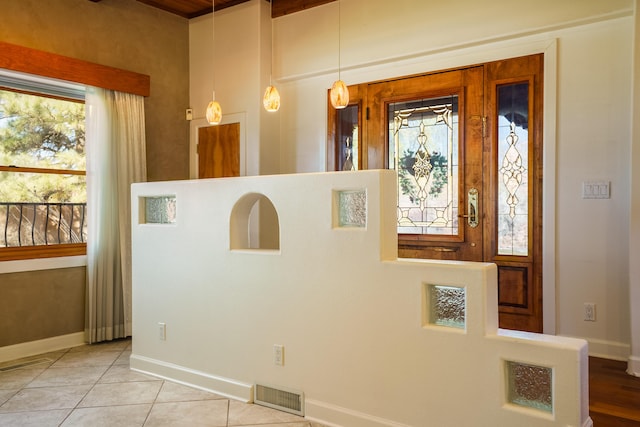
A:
[[270, 0, 274, 86], [212, 0, 216, 99], [338, 0, 341, 81]]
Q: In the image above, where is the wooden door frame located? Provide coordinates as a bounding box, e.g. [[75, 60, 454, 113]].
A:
[[325, 43, 558, 334]]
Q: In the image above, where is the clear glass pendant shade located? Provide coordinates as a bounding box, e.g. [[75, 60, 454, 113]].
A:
[[330, 79, 349, 109], [206, 99, 222, 125], [263, 85, 280, 112]]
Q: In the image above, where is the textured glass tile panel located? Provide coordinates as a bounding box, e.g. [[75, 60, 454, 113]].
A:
[[144, 196, 176, 224], [338, 190, 366, 228], [429, 285, 465, 328], [389, 96, 459, 236], [507, 361, 553, 413], [497, 83, 529, 256]]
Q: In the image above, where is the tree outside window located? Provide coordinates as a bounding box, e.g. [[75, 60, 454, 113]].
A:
[[0, 88, 86, 258]]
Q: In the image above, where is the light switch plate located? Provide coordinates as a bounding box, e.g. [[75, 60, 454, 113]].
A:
[[582, 181, 610, 199]]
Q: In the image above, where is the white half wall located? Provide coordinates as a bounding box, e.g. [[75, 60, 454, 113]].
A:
[[131, 171, 590, 427]]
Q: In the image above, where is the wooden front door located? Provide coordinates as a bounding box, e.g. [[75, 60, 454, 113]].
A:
[[198, 123, 240, 179], [368, 66, 484, 262], [328, 54, 544, 332]]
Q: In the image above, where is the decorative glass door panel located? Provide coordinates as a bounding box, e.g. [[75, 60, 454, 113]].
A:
[[367, 67, 484, 261], [326, 83, 365, 172], [337, 104, 359, 171], [389, 96, 459, 236], [497, 83, 529, 256]]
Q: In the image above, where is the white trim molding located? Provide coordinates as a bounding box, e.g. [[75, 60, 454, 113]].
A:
[[130, 354, 253, 403], [0, 255, 87, 274], [0, 332, 85, 364], [575, 336, 632, 361], [628, 356, 640, 377], [305, 399, 413, 427]]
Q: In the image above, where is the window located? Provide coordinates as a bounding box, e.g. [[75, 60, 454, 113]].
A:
[[0, 72, 86, 260]]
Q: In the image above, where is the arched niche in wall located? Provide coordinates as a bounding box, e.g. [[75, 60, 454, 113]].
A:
[[230, 193, 280, 251]]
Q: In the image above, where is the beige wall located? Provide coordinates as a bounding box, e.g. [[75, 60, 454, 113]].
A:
[[0, 267, 85, 347], [0, 0, 190, 181], [0, 0, 190, 347]]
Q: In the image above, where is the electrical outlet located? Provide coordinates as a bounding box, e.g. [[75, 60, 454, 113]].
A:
[[584, 303, 596, 321], [273, 344, 284, 366], [158, 322, 167, 340]]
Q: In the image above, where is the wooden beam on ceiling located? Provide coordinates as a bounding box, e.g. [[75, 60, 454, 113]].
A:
[[272, 0, 336, 18]]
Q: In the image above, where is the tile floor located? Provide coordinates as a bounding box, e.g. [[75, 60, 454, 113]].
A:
[[0, 339, 326, 427]]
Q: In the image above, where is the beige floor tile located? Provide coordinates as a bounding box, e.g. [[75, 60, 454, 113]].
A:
[[0, 408, 71, 427], [0, 384, 92, 412], [155, 381, 225, 403], [228, 401, 305, 425], [114, 350, 131, 365], [143, 400, 229, 427], [51, 350, 121, 368], [61, 403, 151, 427], [27, 366, 108, 387], [0, 351, 66, 371], [0, 368, 46, 389], [78, 381, 162, 407], [98, 364, 160, 384], [0, 389, 17, 406]]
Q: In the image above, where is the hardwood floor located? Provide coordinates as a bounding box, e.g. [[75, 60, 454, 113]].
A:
[[590, 357, 640, 426]]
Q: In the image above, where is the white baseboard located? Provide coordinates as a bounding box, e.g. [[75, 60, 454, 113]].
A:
[[305, 399, 411, 427], [130, 353, 253, 402], [627, 355, 640, 377], [583, 337, 631, 361], [0, 332, 85, 363]]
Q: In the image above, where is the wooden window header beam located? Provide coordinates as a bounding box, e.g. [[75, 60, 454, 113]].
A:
[[0, 42, 150, 97]]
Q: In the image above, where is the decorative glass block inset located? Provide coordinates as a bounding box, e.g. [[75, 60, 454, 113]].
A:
[[143, 196, 176, 224], [429, 285, 465, 329], [507, 361, 553, 413], [337, 190, 367, 228]]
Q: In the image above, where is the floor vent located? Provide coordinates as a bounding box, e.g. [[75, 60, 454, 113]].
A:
[[0, 358, 52, 372], [254, 383, 304, 416]]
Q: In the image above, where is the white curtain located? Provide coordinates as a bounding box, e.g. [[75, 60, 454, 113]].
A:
[[85, 87, 147, 343]]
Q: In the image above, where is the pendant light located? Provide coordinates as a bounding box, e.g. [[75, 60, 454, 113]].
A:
[[206, 0, 222, 125], [330, 0, 349, 109], [263, 0, 280, 112]]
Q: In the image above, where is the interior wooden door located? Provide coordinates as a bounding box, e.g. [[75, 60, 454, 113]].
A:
[[198, 123, 240, 179], [367, 67, 485, 261]]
